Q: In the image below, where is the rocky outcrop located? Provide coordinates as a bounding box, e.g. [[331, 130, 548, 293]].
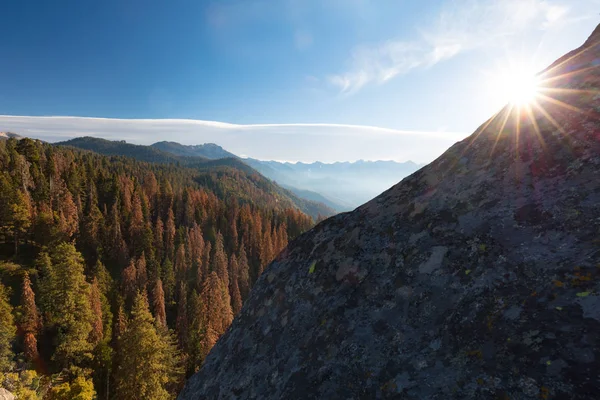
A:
[[180, 25, 600, 399], [0, 388, 15, 400]]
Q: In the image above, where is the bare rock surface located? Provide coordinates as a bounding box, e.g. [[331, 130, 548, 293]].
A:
[[0, 388, 15, 400], [180, 25, 600, 400]]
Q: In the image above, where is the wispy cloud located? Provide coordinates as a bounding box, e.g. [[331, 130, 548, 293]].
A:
[[0, 115, 466, 163], [328, 0, 574, 94]]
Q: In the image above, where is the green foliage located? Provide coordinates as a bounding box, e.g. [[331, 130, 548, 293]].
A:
[[115, 293, 182, 400], [49, 376, 96, 400], [1, 370, 46, 400], [0, 283, 16, 371], [38, 243, 93, 368]]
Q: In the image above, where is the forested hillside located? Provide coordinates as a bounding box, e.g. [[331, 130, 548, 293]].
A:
[[58, 136, 336, 220], [0, 137, 314, 399]]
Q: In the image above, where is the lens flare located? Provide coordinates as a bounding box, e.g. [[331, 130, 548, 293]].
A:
[[492, 65, 541, 107]]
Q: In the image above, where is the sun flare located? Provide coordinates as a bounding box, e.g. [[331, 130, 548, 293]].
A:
[[489, 64, 541, 107], [500, 70, 540, 106]]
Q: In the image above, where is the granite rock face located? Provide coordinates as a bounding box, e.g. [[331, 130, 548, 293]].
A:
[[180, 26, 600, 399], [0, 388, 15, 400]]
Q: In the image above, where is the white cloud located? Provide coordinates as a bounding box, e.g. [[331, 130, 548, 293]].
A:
[[0, 115, 467, 164], [329, 0, 574, 94]]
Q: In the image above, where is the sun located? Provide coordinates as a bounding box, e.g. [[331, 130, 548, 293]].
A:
[[489, 64, 541, 107]]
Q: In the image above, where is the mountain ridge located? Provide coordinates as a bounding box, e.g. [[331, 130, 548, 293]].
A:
[[151, 141, 237, 159], [56, 136, 335, 219], [146, 141, 422, 211]]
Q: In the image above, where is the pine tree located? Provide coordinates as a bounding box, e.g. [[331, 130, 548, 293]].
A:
[[212, 232, 229, 287], [186, 289, 205, 374], [152, 279, 167, 329], [165, 209, 176, 260], [0, 282, 16, 371], [129, 193, 145, 257], [237, 242, 251, 301], [259, 227, 274, 277], [176, 283, 188, 350], [161, 258, 175, 305], [154, 218, 164, 262], [136, 252, 148, 292], [91, 259, 114, 339], [200, 241, 211, 289], [113, 304, 127, 342], [200, 272, 233, 354], [121, 260, 137, 311], [88, 277, 104, 346], [57, 189, 79, 240], [81, 188, 104, 263], [20, 273, 39, 362], [105, 203, 129, 273], [228, 255, 242, 315], [174, 244, 187, 281], [39, 243, 94, 368], [8, 189, 31, 255], [115, 292, 181, 400]]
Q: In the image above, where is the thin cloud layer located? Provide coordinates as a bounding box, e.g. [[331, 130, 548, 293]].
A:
[[328, 0, 577, 94], [0, 115, 466, 164]]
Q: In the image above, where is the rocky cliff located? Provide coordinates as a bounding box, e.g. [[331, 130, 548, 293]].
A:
[[180, 25, 600, 399]]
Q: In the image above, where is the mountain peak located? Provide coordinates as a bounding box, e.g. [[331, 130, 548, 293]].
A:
[[180, 24, 600, 400], [0, 131, 22, 140], [151, 141, 236, 159]]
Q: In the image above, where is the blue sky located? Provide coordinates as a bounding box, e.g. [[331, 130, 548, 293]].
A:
[[0, 0, 598, 162]]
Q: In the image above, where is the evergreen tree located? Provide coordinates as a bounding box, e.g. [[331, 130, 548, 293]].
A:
[[237, 243, 251, 301], [39, 243, 94, 368], [176, 283, 188, 350], [115, 292, 181, 400], [259, 227, 274, 277], [88, 278, 104, 346], [8, 189, 31, 255], [200, 272, 233, 354], [136, 252, 148, 292], [228, 255, 242, 315], [20, 273, 40, 362], [152, 279, 167, 329], [200, 241, 211, 288], [186, 289, 205, 374], [153, 218, 164, 262], [0, 282, 16, 371], [174, 244, 187, 281], [212, 232, 229, 287], [121, 261, 137, 311], [161, 258, 175, 306], [129, 193, 145, 256], [165, 209, 176, 260]]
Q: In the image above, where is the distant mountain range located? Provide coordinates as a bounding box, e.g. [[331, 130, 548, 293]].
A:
[[15, 135, 422, 213], [147, 142, 422, 211], [244, 158, 422, 211]]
